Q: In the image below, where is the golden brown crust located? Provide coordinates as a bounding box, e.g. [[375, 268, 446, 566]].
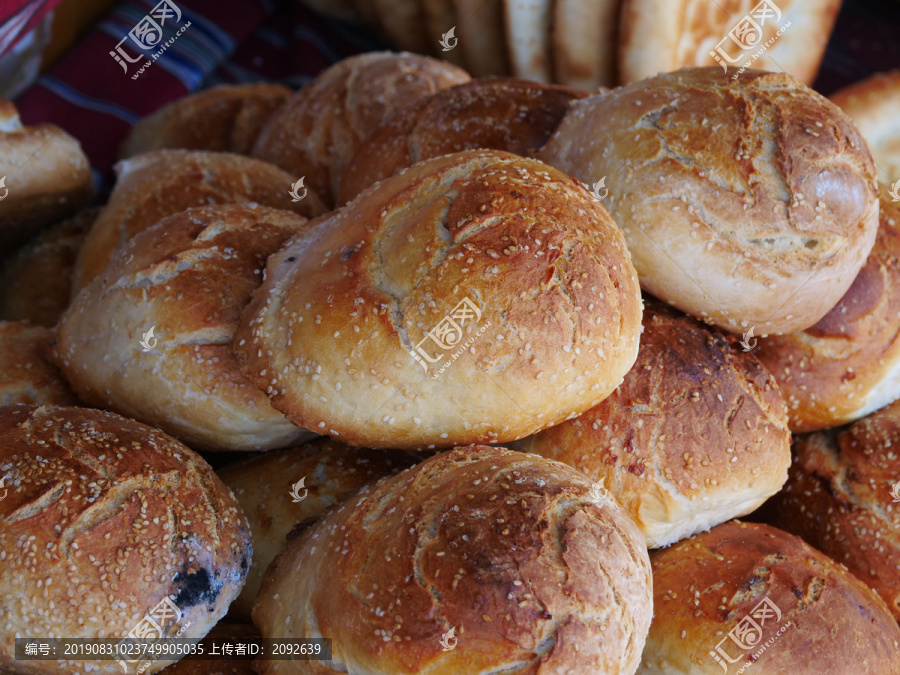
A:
[[250, 52, 470, 206], [518, 299, 790, 547], [755, 186, 900, 432], [0, 321, 79, 406], [0, 209, 96, 327], [235, 149, 643, 449], [538, 67, 880, 335], [217, 439, 423, 619], [120, 84, 292, 158], [337, 77, 586, 204], [0, 405, 251, 675], [73, 150, 327, 292], [252, 446, 653, 675], [54, 204, 312, 452], [639, 521, 900, 674]]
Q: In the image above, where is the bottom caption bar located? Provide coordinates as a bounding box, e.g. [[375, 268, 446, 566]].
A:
[[15, 638, 332, 661]]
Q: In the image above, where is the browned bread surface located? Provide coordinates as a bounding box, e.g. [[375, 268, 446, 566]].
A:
[[0, 321, 79, 406]]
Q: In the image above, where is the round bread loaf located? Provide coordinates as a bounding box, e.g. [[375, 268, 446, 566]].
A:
[[158, 622, 258, 674], [755, 185, 900, 432], [54, 204, 313, 452], [0, 100, 94, 250], [0, 209, 95, 327], [120, 83, 292, 158], [253, 445, 653, 675], [0, 321, 79, 406], [517, 298, 790, 548], [618, 0, 841, 85], [763, 399, 900, 622], [73, 150, 327, 292], [250, 52, 470, 206], [639, 521, 900, 674], [217, 439, 422, 619], [234, 149, 643, 449], [830, 70, 900, 184], [0, 405, 251, 675], [538, 67, 880, 335], [337, 78, 587, 204]]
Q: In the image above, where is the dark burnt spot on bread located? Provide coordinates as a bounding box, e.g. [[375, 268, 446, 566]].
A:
[[174, 567, 219, 608]]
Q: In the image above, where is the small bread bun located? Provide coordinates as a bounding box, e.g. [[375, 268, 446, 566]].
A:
[[831, 70, 900, 184], [755, 186, 900, 432], [0, 209, 96, 327], [539, 68, 880, 335], [73, 150, 327, 292], [0, 405, 252, 675], [763, 399, 900, 622], [618, 0, 841, 85], [640, 521, 900, 674], [250, 52, 470, 205], [54, 204, 313, 452], [120, 83, 292, 158], [0, 321, 79, 406], [217, 439, 423, 619], [517, 298, 790, 548], [253, 446, 652, 675], [0, 100, 94, 249], [235, 149, 642, 449], [337, 78, 586, 204], [157, 622, 258, 674]]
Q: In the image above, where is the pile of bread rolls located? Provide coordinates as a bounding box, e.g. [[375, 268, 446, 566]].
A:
[[3, 42, 900, 675]]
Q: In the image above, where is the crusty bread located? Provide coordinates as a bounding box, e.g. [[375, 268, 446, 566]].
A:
[[755, 186, 900, 432], [217, 439, 422, 619], [337, 78, 586, 204], [639, 521, 900, 674], [503, 0, 553, 82], [156, 622, 258, 674], [762, 399, 900, 622], [235, 150, 643, 449], [252, 446, 653, 675], [54, 204, 313, 452], [552, 0, 619, 91], [73, 150, 327, 292], [0, 99, 93, 250], [120, 83, 292, 158], [618, 0, 842, 85], [0, 321, 79, 406], [517, 298, 790, 548], [0, 209, 95, 327], [539, 67, 880, 335], [0, 405, 251, 675], [250, 52, 470, 206], [830, 70, 900, 184], [453, 0, 511, 77]]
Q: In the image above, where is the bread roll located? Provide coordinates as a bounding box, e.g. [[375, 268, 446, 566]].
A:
[[539, 67, 880, 335], [0, 99, 93, 249], [517, 298, 790, 548], [250, 52, 470, 205], [253, 446, 653, 675], [217, 439, 422, 619], [830, 70, 900, 184], [763, 399, 900, 622], [73, 150, 327, 292], [0, 209, 95, 327], [54, 204, 313, 452], [618, 0, 841, 85], [337, 77, 586, 204], [552, 0, 619, 91], [0, 405, 251, 675], [639, 521, 900, 674], [157, 622, 258, 674], [0, 321, 79, 406], [120, 84, 292, 158], [235, 149, 642, 449], [755, 185, 900, 432]]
